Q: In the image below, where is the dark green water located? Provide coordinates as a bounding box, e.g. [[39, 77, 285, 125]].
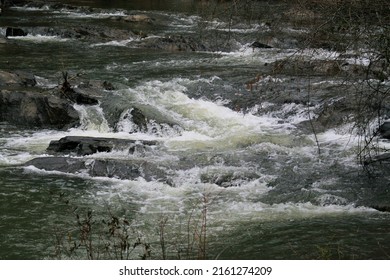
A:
[[1, 0, 390, 260]]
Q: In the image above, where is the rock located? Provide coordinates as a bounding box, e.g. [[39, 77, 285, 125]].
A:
[[6, 27, 27, 37], [123, 14, 152, 23], [47, 136, 158, 156], [135, 35, 207, 52], [271, 59, 343, 76], [102, 81, 115, 90], [25, 156, 168, 182], [59, 74, 99, 105], [251, 41, 272, 49], [0, 89, 79, 129], [0, 70, 36, 87], [363, 153, 390, 166], [88, 158, 141, 179], [61, 87, 99, 105], [379, 121, 390, 139], [120, 107, 148, 132], [0, 71, 20, 85], [271, 58, 370, 78], [3, 0, 30, 7], [371, 205, 390, 212], [14, 71, 36, 86], [31, 24, 134, 43], [25, 157, 87, 174]]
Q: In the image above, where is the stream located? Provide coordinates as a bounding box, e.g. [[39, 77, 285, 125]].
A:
[[1, 0, 390, 260]]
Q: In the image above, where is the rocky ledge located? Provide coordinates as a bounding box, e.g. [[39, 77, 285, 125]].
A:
[[24, 135, 165, 181], [0, 70, 106, 129], [0, 88, 80, 129], [25, 156, 169, 182], [47, 136, 158, 156]]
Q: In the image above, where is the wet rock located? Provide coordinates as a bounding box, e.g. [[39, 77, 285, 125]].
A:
[[25, 157, 87, 174], [88, 159, 141, 179], [59, 73, 99, 105], [0, 71, 20, 86], [102, 81, 115, 90], [122, 14, 152, 23], [271, 57, 371, 78], [25, 157, 168, 182], [251, 41, 272, 49], [61, 88, 99, 105], [32, 25, 134, 43], [200, 168, 259, 188], [297, 98, 354, 133], [271, 59, 343, 76], [6, 27, 27, 37], [363, 153, 390, 166], [0, 70, 36, 87], [47, 136, 158, 156], [3, 0, 30, 7], [72, 26, 133, 41], [122, 107, 148, 132], [371, 205, 390, 212], [378, 121, 390, 139], [135, 35, 207, 52], [0, 89, 79, 129]]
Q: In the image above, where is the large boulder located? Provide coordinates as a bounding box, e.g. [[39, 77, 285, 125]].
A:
[[47, 136, 158, 156], [0, 89, 79, 129]]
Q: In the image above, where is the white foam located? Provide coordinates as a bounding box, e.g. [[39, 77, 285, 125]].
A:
[[120, 78, 296, 150], [54, 9, 126, 19], [73, 104, 111, 133], [0, 152, 34, 166], [11, 5, 50, 12], [90, 38, 137, 47], [7, 34, 69, 43], [34, 76, 57, 89]]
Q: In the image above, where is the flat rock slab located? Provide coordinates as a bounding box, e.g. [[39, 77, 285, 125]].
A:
[[25, 156, 167, 182], [47, 136, 158, 156]]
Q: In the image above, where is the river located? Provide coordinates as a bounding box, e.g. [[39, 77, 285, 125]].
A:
[[1, 0, 390, 260]]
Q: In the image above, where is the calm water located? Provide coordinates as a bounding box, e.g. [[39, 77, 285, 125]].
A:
[[1, 0, 390, 260]]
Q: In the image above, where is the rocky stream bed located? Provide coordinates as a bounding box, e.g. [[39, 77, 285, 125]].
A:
[[1, 0, 390, 260]]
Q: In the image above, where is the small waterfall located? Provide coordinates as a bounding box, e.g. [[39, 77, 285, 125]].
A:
[[0, 27, 6, 37], [73, 104, 111, 133]]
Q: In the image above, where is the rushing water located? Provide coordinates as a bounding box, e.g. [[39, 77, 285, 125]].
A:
[[1, 1, 390, 260]]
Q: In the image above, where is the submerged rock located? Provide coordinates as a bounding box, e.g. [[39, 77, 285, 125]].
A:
[[25, 156, 168, 182], [47, 136, 158, 156]]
